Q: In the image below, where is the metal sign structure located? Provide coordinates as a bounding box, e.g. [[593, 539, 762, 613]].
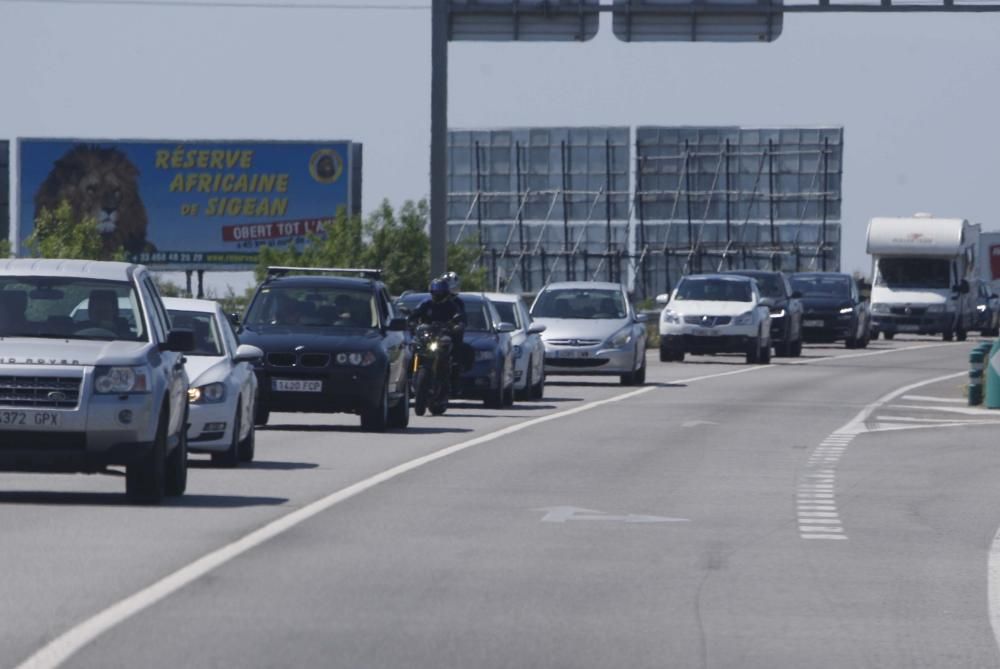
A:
[[449, 0, 600, 41], [0, 141, 8, 249], [613, 0, 783, 42]]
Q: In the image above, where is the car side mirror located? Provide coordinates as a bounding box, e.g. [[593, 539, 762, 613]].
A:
[[955, 280, 970, 294], [655, 293, 671, 306], [635, 313, 650, 323], [497, 322, 517, 334], [526, 322, 546, 335], [387, 317, 409, 332], [228, 312, 241, 327], [234, 344, 264, 363], [161, 328, 194, 353]]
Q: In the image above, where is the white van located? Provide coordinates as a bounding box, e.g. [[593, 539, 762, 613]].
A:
[[866, 214, 979, 341]]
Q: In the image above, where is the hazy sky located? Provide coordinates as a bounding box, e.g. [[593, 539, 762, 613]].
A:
[[2, 0, 999, 289]]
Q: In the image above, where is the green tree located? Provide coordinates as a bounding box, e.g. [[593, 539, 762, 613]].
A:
[[446, 240, 488, 292], [25, 201, 125, 261], [363, 199, 430, 295], [255, 207, 363, 282], [0, 238, 10, 258]]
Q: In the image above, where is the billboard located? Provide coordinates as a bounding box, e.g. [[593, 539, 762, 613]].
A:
[[18, 139, 362, 270]]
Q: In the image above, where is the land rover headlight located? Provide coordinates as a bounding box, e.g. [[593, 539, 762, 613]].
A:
[[871, 303, 889, 314], [95, 366, 151, 394]]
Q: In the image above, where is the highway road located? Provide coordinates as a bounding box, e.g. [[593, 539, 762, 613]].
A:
[[5, 337, 1000, 668]]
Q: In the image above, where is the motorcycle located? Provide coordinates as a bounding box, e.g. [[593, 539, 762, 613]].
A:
[[410, 319, 461, 416]]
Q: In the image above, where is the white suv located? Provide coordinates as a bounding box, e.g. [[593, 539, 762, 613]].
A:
[[0, 260, 194, 503], [657, 273, 772, 364]]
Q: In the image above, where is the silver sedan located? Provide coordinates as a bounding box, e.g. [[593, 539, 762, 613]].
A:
[[529, 281, 648, 386]]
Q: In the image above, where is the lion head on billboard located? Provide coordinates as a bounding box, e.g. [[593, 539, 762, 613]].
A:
[[34, 145, 151, 255]]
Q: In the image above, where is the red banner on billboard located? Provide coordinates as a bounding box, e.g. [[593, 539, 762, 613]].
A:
[[991, 245, 1000, 281]]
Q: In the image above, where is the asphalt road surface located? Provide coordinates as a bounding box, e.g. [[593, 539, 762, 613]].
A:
[[5, 337, 1000, 668]]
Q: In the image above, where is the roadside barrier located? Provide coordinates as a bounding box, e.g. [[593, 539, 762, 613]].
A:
[[984, 340, 1000, 408], [970, 344, 989, 405]]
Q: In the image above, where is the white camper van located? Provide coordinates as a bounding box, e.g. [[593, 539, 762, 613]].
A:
[[866, 214, 979, 341]]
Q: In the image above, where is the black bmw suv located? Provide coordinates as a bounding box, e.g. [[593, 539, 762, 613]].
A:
[[790, 272, 871, 348], [238, 267, 412, 432]]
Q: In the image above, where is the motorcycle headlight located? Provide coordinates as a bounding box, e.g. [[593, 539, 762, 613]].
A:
[[475, 350, 496, 362], [606, 327, 633, 349], [428, 342, 439, 352], [871, 303, 889, 314], [839, 307, 854, 315], [662, 309, 682, 325], [94, 366, 150, 394], [189, 382, 226, 404], [732, 311, 754, 326]]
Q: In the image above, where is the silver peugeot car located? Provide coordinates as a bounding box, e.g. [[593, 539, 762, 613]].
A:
[[530, 281, 648, 385]]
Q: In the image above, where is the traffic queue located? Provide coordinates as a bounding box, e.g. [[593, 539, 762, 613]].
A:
[[0, 257, 986, 505]]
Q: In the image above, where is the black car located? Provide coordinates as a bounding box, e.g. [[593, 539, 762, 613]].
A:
[[790, 272, 871, 348], [237, 267, 411, 432], [398, 293, 516, 407], [975, 281, 1000, 336], [722, 270, 803, 357]]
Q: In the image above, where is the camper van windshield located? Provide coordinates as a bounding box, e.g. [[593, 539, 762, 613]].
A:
[[876, 258, 951, 289]]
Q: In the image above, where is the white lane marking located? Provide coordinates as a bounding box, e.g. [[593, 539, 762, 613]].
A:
[[15, 342, 956, 669], [901, 394, 967, 404], [877, 415, 978, 423], [893, 405, 1000, 416], [989, 529, 1000, 657], [799, 526, 844, 532], [538, 506, 689, 524], [801, 534, 848, 540], [838, 371, 967, 436]]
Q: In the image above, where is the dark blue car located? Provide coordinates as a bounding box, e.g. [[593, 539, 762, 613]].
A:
[[398, 293, 516, 408]]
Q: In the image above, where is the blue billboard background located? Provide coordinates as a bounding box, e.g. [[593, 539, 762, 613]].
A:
[[18, 139, 360, 269]]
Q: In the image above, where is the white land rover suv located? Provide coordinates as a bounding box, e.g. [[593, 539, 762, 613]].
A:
[[657, 273, 772, 364], [0, 260, 194, 503]]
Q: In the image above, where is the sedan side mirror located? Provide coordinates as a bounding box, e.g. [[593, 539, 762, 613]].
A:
[[526, 322, 546, 335], [655, 293, 671, 306], [228, 312, 241, 327], [955, 280, 971, 294], [635, 313, 650, 323], [234, 344, 264, 363], [161, 328, 194, 353], [497, 322, 517, 334], [387, 317, 409, 332]]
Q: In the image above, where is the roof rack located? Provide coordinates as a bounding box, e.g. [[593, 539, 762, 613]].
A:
[[265, 266, 383, 280]]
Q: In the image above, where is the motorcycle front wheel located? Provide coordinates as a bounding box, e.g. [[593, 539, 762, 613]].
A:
[[414, 367, 430, 416]]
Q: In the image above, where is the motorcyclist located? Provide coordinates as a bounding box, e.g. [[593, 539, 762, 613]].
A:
[[410, 277, 469, 396]]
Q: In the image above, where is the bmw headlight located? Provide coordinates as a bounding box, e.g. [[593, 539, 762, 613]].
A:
[[475, 350, 496, 362], [188, 382, 226, 404], [839, 307, 854, 315], [732, 311, 754, 326], [606, 327, 633, 349], [871, 303, 889, 314], [94, 366, 150, 394], [335, 351, 377, 367], [662, 310, 683, 325], [978, 304, 988, 312]]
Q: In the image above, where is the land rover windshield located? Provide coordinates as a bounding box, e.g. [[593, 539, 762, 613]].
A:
[[0, 277, 147, 341]]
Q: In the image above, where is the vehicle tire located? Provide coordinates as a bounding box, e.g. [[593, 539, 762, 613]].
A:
[[659, 343, 671, 362], [516, 364, 532, 402], [238, 417, 256, 463], [884, 332, 895, 341], [484, 377, 504, 408], [758, 341, 772, 364], [633, 357, 647, 385], [126, 409, 167, 504], [212, 401, 242, 468], [957, 321, 968, 342], [360, 381, 389, 432], [530, 366, 545, 400], [165, 414, 188, 497], [943, 330, 954, 342], [745, 339, 759, 364], [791, 337, 803, 357], [388, 378, 410, 429], [845, 335, 857, 349], [859, 329, 870, 349], [254, 401, 270, 427], [413, 367, 430, 417], [503, 382, 515, 407]]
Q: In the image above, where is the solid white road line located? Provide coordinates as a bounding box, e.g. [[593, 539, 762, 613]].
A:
[[901, 394, 967, 404], [893, 405, 1000, 416], [14, 341, 958, 669]]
